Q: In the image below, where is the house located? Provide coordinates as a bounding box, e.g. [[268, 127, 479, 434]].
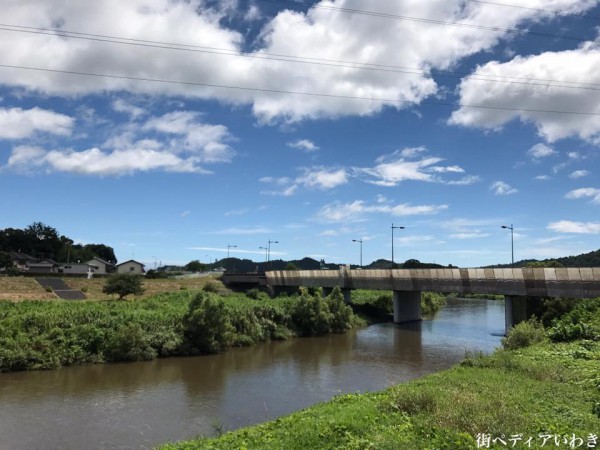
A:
[[26, 259, 59, 274], [7, 251, 37, 271], [87, 257, 116, 275], [116, 260, 145, 274], [59, 263, 95, 275], [6, 252, 59, 273]]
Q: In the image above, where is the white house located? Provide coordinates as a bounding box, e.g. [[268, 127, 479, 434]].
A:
[[87, 257, 116, 275], [116, 260, 145, 274], [59, 263, 95, 275]]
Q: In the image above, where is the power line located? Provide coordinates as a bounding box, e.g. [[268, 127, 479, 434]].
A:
[[257, 0, 592, 43], [1, 63, 599, 117], [1, 24, 599, 92]]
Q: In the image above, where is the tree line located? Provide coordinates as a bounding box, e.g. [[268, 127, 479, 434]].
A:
[[0, 222, 116, 264]]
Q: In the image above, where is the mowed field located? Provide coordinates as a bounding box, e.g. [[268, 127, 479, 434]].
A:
[[0, 275, 224, 301]]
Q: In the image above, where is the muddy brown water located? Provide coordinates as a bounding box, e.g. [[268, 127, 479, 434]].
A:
[[0, 298, 504, 449]]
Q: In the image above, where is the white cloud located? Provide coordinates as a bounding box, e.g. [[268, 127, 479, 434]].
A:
[[288, 139, 319, 152], [449, 232, 490, 239], [316, 200, 447, 223], [0, 107, 73, 139], [450, 41, 600, 145], [0, 0, 594, 123], [144, 111, 234, 163], [261, 167, 347, 195], [565, 187, 600, 204], [180, 210, 191, 218], [6, 109, 235, 175], [527, 143, 557, 159], [490, 181, 518, 195], [356, 148, 475, 186], [210, 227, 271, 235], [535, 175, 551, 181], [112, 99, 147, 119], [297, 168, 348, 189], [547, 220, 600, 234], [569, 170, 589, 179], [28, 147, 206, 175], [447, 175, 481, 185], [396, 235, 444, 246], [7, 146, 47, 171]]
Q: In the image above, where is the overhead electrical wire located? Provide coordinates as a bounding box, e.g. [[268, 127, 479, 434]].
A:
[[0, 24, 598, 92], [256, 0, 592, 43], [1, 63, 600, 117]]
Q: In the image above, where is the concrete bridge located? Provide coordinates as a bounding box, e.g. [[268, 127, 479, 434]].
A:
[[263, 267, 600, 333]]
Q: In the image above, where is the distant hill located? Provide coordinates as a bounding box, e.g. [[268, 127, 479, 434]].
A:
[[216, 257, 454, 272], [487, 249, 600, 268]]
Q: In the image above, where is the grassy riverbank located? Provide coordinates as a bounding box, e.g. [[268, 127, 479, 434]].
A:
[[0, 287, 362, 372], [160, 298, 600, 450]]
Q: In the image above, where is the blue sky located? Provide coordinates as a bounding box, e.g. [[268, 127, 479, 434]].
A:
[[1, 0, 600, 268]]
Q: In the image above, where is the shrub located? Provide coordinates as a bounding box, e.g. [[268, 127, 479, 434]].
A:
[[202, 280, 221, 293], [246, 288, 269, 301], [421, 292, 446, 315], [105, 323, 157, 362], [44, 286, 53, 293], [102, 273, 144, 300], [183, 292, 234, 353], [288, 287, 354, 336], [326, 287, 354, 333], [502, 318, 547, 350]]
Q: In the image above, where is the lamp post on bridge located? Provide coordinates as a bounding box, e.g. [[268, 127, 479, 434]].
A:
[[227, 244, 237, 259], [259, 246, 268, 263], [267, 239, 278, 264], [352, 239, 363, 268], [501, 224, 514, 268], [391, 224, 405, 268]]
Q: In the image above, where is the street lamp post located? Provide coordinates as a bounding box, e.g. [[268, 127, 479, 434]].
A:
[[227, 244, 237, 259], [205, 255, 212, 271], [501, 224, 514, 268], [259, 246, 268, 263], [352, 239, 363, 268], [391, 224, 405, 267], [267, 239, 278, 263]]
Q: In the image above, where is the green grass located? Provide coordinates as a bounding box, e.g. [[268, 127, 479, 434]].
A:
[[159, 340, 600, 450], [0, 288, 361, 372]]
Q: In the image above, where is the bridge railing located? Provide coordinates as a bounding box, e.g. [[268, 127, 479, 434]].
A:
[[265, 267, 600, 298]]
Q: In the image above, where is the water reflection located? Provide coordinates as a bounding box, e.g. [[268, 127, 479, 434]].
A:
[[0, 298, 504, 450]]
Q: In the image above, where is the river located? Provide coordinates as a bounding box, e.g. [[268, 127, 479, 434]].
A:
[[0, 297, 504, 449]]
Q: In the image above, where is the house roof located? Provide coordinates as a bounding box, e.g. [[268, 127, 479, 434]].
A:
[[116, 259, 145, 267], [7, 251, 37, 261], [87, 257, 115, 266]]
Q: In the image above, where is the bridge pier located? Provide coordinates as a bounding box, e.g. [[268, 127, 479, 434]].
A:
[[322, 287, 333, 297], [504, 295, 529, 335], [393, 291, 422, 323]]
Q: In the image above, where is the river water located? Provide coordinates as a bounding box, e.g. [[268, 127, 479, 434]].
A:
[[0, 298, 505, 449]]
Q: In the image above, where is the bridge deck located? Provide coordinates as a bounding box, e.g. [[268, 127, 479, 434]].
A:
[[265, 267, 600, 298]]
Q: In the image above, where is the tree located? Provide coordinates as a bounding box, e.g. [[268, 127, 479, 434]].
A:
[[0, 251, 18, 275], [285, 262, 299, 270], [185, 260, 205, 272], [102, 274, 144, 300], [526, 260, 564, 268]]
